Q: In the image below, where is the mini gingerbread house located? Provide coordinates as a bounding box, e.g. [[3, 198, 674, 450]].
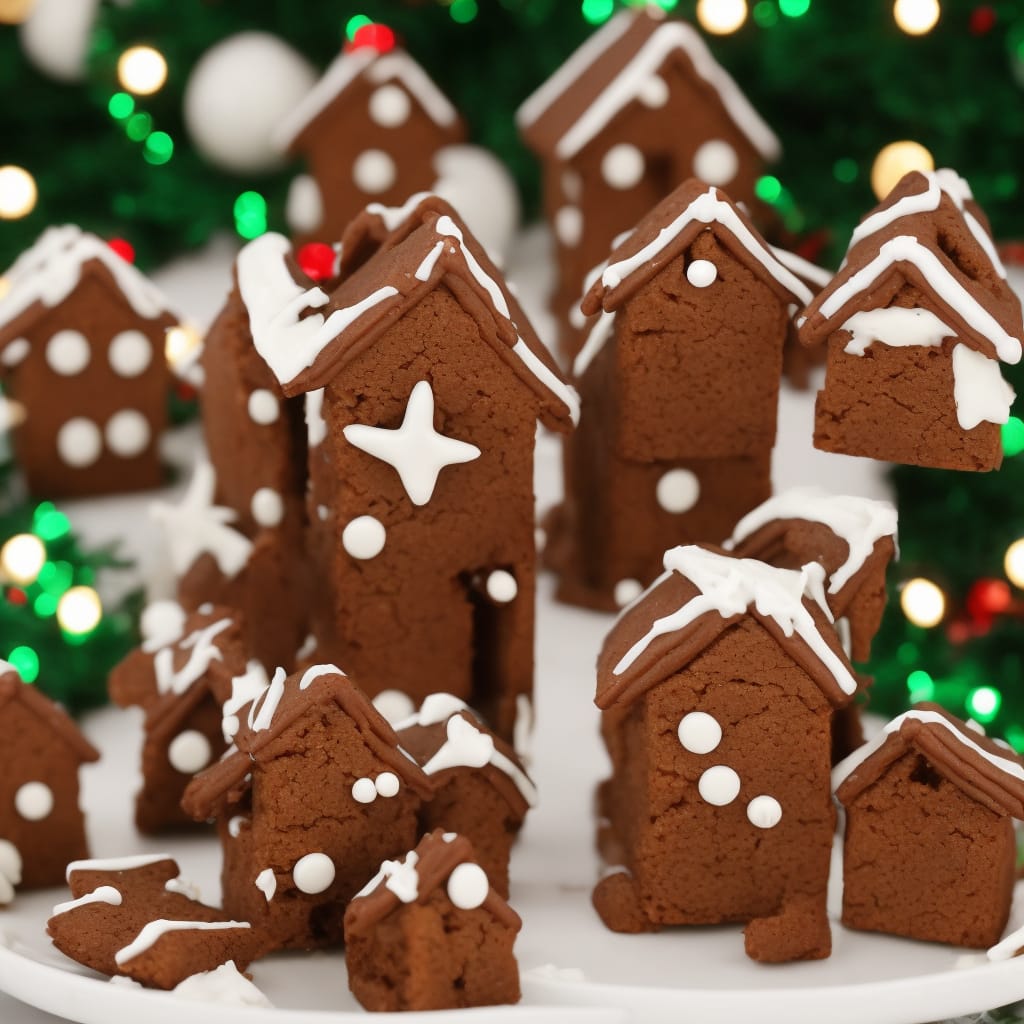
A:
[[108, 602, 249, 834], [275, 39, 464, 243], [592, 545, 857, 962], [344, 830, 521, 1011], [835, 705, 1024, 949], [235, 200, 578, 740], [517, 6, 779, 357], [798, 169, 1022, 472], [395, 693, 536, 897], [0, 225, 175, 497], [546, 179, 812, 611], [0, 662, 99, 900], [182, 665, 434, 951]]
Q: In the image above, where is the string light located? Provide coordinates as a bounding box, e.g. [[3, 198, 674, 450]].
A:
[[581, 0, 615, 25], [449, 0, 478, 23], [697, 0, 748, 33], [967, 685, 1001, 723], [56, 586, 102, 636], [0, 0, 35, 24], [1004, 539, 1024, 588], [870, 140, 934, 200], [0, 165, 37, 220], [165, 324, 202, 370], [900, 577, 945, 628], [117, 46, 168, 96], [1002, 417, 1024, 457], [233, 191, 267, 240], [1, 534, 45, 585], [779, 0, 811, 16], [893, 0, 940, 35], [7, 646, 39, 683], [906, 668, 935, 702]]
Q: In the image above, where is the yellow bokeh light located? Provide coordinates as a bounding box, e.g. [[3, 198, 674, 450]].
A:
[[0, 165, 37, 220], [0, 534, 45, 585], [1004, 539, 1024, 588], [696, 0, 748, 35], [56, 586, 103, 635], [870, 140, 934, 200], [900, 577, 946, 628], [117, 46, 168, 96], [893, 0, 940, 35], [164, 324, 202, 369]]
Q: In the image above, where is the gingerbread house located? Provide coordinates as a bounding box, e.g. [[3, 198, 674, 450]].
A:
[[517, 6, 779, 357], [235, 199, 578, 740], [546, 179, 812, 611], [798, 169, 1022, 472], [592, 545, 857, 962], [344, 830, 521, 1011], [0, 225, 175, 497], [108, 603, 249, 834], [275, 40, 464, 243], [182, 665, 433, 951], [395, 693, 536, 897], [835, 705, 1024, 948], [0, 663, 99, 899]]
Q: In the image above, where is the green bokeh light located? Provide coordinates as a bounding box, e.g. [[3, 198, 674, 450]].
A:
[[906, 669, 935, 702], [125, 112, 153, 142], [8, 646, 40, 683], [345, 14, 372, 40], [450, 0, 478, 23], [33, 503, 70, 542], [967, 685, 1001, 723], [582, 0, 615, 25], [779, 0, 811, 17], [752, 1, 778, 27], [1002, 417, 1024, 457], [144, 131, 174, 165], [107, 92, 134, 120], [833, 157, 858, 184], [234, 190, 268, 240], [755, 175, 782, 203]]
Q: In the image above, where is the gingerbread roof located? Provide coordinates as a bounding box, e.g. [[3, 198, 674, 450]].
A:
[[573, 180, 813, 378], [517, 8, 778, 163], [596, 545, 858, 712], [0, 225, 175, 349], [275, 46, 462, 153], [237, 208, 579, 429], [395, 694, 536, 816], [768, 245, 832, 291], [834, 705, 1024, 819], [344, 830, 521, 938], [0, 665, 99, 763]]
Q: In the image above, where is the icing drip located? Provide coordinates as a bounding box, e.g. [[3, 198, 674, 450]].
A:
[[356, 852, 420, 903], [115, 920, 250, 966], [222, 660, 270, 742], [52, 885, 123, 916], [66, 853, 172, 880], [952, 343, 1015, 429], [154, 618, 231, 696], [172, 961, 271, 1007], [841, 306, 955, 357]]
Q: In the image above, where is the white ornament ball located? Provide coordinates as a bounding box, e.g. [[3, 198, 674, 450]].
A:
[[183, 32, 317, 174], [656, 468, 700, 514], [677, 711, 722, 755], [168, 730, 212, 775], [18, 0, 99, 83]]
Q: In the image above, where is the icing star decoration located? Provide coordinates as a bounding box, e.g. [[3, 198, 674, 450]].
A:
[[343, 380, 480, 506]]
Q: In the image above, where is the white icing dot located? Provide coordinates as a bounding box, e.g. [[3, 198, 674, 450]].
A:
[[369, 84, 411, 127], [2, 338, 30, 367], [373, 689, 415, 724], [352, 778, 377, 804], [317, 505, 329, 521], [353, 149, 397, 194], [677, 712, 722, 755], [168, 730, 212, 774], [614, 579, 643, 608], [343, 515, 386, 559], [254, 868, 277, 902], [639, 75, 669, 108], [686, 260, 717, 288], [140, 600, 186, 648], [46, 330, 90, 376], [293, 852, 335, 894], [656, 468, 700, 514], [108, 330, 152, 377], [555, 206, 583, 247], [375, 772, 400, 798], [14, 781, 53, 821], [286, 174, 323, 234], [693, 139, 739, 186], [251, 487, 284, 528], [601, 144, 645, 190], [447, 862, 488, 910], [247, 389, 279, 425], [747, 795, 782, 829], [228, 816, 247, 838], [698, 765, 741, 806], [486, 570, 517, 603], [105, 409, 150, 457], [57, 417, 102, 468]]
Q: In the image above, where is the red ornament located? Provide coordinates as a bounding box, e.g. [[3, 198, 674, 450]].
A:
[[966, 577, 1011, 623], [297, 242, 336, 282], [107, 238, 136, 263], [175, 381, 197, 402], [348, 23, 397, 54], [969, 6, 996, 35], [6, 587, 27, 607]]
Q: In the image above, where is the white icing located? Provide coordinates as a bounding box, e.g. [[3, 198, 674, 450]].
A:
[[227, 816, 247, 839], [66, 853, 173, 880], [656, 468, 700, 514], [372, 689, 415, 724], [153, 618, 232, 697], [613, 546, 858, 698], [250, 487, 284, 527], [247, 666, 288, 733], [686, 259, 717, 288], [727, 487, 898, 595], [397, 693, 469, 730], [486, 569, 518, 603], [14, 781, 54, 820], [1, 338, 30, 366], [555, 206, 583, 247], [677, 712, 721, 755], [0, 840, 21, 905], [369, 83, 411, 127], [573, 310, 616, 379], [966, 718, 987, 735], [698, 765, 740, 806], [115, 920, 250, 966], [105, 409, 150, 457], [513, 693, 533, 762], [352, 777, 377, 804], [342, 515, 386, 559], [841, 306, 954, 357], [222, 660, 270, 742], [446, 862, 488, 910], [164, 876, 200, 900], [168, 730, 213, 774], [614, 579, 644, 608], [415, 241, 446, 282], [746, 795, 782, 829], [352, 149, 397, 194], [767, 245, 832, 289], [52, 885, 122, 916], [56, 417, 101, 468], [364, 191, 435, 232], [601, 144, 645, 190], [292, 852, 335, 894], [46, 329, 90, 375], [247, 389, 279, 425], [150, 461, 253, 578], [692, 139, 738, 186], [952, 343, 1015, 430], [297, 633, 317, 660], [511, 339, 580, 426], [375, 772, 400, 798], [172, 961, 272, 1007], [356, 851, 421, 903], [108, 330, 152, 377], [285, 173, 323, 234], [638, 74, 669, 107], [140, 600, 186, 653], [306, 388, 326, 447], [254, 868, 277, 902], [343, 380, 481, 506]]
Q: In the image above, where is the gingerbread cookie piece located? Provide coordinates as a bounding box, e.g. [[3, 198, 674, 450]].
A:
[[835, 704, 1024, 948], [345, 830, 521, 1011], [47, 854, 258, 987], [798, 169, 1022, 472], [592, 545, 856, 962], [0, 225, 175, 498], [0, 663, 98, 900], [396, 694, 536, 897], [769, 245, 832, 388]]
